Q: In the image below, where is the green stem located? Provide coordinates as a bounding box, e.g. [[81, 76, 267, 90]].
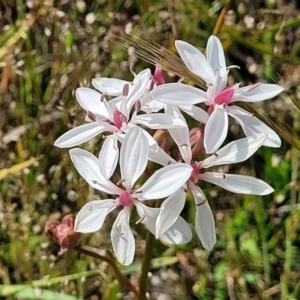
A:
[[74, 245, 139, 296], [137, 229, 156, 300]]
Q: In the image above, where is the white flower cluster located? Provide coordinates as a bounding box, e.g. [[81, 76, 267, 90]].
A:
[[55, 35, 283, 265]]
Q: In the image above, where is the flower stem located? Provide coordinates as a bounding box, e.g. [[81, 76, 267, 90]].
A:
[[74, 245, 139, 296], [137, 229, 155, 300]]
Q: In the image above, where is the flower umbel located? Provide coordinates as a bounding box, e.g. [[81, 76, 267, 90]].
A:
[[71, 127, 192, 265]]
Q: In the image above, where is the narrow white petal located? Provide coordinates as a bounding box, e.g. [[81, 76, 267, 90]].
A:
[[204, 105, 228, 153], [120, 127, 149, 187], [99, 135, 119, 179], [168, 126, 192, 164], [111, 208, 135, 265], [76, 88, 111, 120], [165, 105, 192, 164], [160, 216, 192, 244], [149, 146, 176, 166], [207, 35, 226, 77], [138, 127, 158, 152], [156, 189, 186, 237], [92, 78, 129, 96], [74, 200, 116, 233], [200, 172, 274, 195], [195, 201, 216, 250], [69, 148, 122, 194], [136, 164, 192, 200], [188, 181, 207, 203], [232, 84, 284, 102], [226, 105, 253, 116], [126, 69, 151, 112], [229, 113, 281, 147], [179, 105, 209, 123], [201, 133, 267, 167], [175, 40, 215, 83], [132, 113, 186, 129], [54, 123, 109, 148], [188, 182, 215, 250], [134, 201, 159, 235], [150, 83, 208, 105]]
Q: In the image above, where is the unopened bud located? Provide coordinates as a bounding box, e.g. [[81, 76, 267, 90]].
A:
[[44, 214, 81, 253], [153, 129, 171, 152], [150, 67, 165, 91], [44, 219, 60, 237], [190, 127, 204, 158]]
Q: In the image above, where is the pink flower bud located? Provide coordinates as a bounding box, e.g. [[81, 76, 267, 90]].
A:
[[44, 214, 81, 252]]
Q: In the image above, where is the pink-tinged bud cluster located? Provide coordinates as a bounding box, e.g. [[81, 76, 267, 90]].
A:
[[45, 214, 81, 253]]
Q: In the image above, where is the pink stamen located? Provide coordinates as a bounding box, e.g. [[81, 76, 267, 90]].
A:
[[135, 100, 141, 112], [87, 111, 96, 122], [118, 190, 134, 207], [245, 82, 260, 92], [214, 87, 235, 105], [190, 162, 201, 183], [113, 109, 126, 130]]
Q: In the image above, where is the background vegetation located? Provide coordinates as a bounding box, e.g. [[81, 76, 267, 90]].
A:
[[0, 0, 299, 299]]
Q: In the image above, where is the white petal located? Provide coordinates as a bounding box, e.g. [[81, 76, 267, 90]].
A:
[[54, 123, 110, 148], [195, 201, 216, 250], [74, 199, 116, 233], [132, 113, 186, 129], [99, 135, 119, 179], [199, 172, 274, 195], [206, 35, 226, 77], [232, 84, 284, 102], [156, 189, 186, 238], [179, 105, 209, 123], [188, 181, 207, 203], [134, 201, 159, 235], [120, 127, 149, 187], [150, 83, 208, 105], [168, 126, 192, 164], [204, 105, 228, 153], [76, 88, 111, 120], [149, 146, 176, 166], [226, 105, 252, 116], [201, 133, 267, 167], [188, 182, 216, 250], [175, 40, 215, 83], [69, 148, 122, 194], [126, 69, 151, 112], [229, 112, 281, 147], [92, 78, 129, 96], [165, 105, 192, 164], [136, 164, 192, 200], [159, 216, 192, 244], [111, 208, 135, 265]]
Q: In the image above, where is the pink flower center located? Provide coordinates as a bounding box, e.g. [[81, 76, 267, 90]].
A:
[[214, 87, 235, 105], [118, 190, 134, 207], [113, 109, 127, 130], [190, 162, 201, 183]]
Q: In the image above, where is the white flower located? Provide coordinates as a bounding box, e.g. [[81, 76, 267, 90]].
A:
[[156, 132, 274, 250], [150, 35, 284, 153], [71, 127, 192, 265], [54, 69, 186, 148]]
